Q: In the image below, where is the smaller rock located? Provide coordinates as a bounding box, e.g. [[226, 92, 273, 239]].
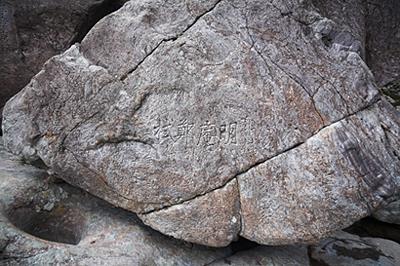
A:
[[310, 231, 400, 266], [140, 179, 241, 247], [210, 245, 309, 266], [43, 201, 55, 212]]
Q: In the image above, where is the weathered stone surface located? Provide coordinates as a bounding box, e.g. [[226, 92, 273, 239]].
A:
[[0, 0, 127, 129], [310, 231, 400, 266], [210, 245, 309, 265], [311, 0, 400, 87], [2, 0, 400, 246], [140, 179, 241, 247], [311, 0, 366, 58], [0, 138, 231, 265], [238, 100, 400, 244]]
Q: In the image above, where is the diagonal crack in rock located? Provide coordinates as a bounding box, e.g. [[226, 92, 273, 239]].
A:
[[141, 96, 382, 215], [119, 0, 224, 81]]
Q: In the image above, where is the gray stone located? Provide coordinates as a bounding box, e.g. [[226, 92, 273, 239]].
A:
[[311, 0, 366, 58], [238, 100, 400, 245], [311, 0, 400, 88], [2, 0, 400, 246], [139, 178, 241, 247], [310, 231, 400, 266], [373, 200, 400, 225], [0, 0, 127, 129], [0, 138, 231, 265]]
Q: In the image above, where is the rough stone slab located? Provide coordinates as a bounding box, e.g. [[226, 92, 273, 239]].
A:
[[139, 178, 241, 247], [238, 100, 400, 245], [0, 138, 231, 265], [2, 0, 399, 246]]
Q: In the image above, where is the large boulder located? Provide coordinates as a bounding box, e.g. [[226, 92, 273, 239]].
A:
[[2, 0, 400, 246], [0, 0, 127, 129], [0, 138, 231, 265]]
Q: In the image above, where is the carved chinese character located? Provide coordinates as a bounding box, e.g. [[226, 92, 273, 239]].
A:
[[172, 119, 194, 146], [228, 122, 237, 144], [197, 120, 218, 146]]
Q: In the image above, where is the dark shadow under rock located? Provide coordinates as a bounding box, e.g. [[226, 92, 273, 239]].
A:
[[345, 216, 400, 244]]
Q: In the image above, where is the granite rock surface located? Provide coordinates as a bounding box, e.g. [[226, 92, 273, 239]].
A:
[[2, 0, 400, 246]]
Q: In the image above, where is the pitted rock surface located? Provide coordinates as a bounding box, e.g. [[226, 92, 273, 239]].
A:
[[2, 0, 400, 246]]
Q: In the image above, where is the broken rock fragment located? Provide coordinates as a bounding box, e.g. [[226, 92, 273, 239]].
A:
[[2, 0, 400, 246]]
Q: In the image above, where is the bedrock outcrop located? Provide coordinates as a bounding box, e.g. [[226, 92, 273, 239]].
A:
[[2, 0, 400, 246]]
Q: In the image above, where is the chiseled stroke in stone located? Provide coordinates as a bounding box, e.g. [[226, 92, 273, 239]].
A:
[[2, 0, 400, 246]]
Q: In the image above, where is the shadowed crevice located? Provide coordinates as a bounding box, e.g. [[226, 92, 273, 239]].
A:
[[71, 0, 127, 45]]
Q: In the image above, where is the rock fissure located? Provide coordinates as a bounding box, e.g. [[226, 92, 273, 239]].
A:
[[64, 147, 135, 203], [255, 45, 326, 125], [141, 97, 382, 215], [59, 110, 102, 151], [119, 0, 224, 81], [242, 13, 326, 125], [235, 176, 244, 236]]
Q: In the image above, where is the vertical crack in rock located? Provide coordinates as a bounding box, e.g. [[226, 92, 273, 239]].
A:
[[119, 0, 224, 81], [235, 177, 244, 236], [242, 10, 326, 125], [255, 46, 326, 125]]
